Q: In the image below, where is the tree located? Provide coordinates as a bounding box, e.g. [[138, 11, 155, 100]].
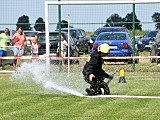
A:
[[16, 15, 31, 30], [122, 12, 142, 30], [104, 13, 123, 27], [34, 17, 45, 31], [56, 20, 73, 29], [151, 12, 160, 29]]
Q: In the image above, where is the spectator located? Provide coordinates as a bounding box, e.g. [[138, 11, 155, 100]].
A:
[[0, 28, 10, 70], [11, 27, 27, 67], [29, 35, 41, 56], [56, 34, 68, 67]]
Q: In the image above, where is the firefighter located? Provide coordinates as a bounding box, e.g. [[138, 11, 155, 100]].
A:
[[82, 44, 113, 95]]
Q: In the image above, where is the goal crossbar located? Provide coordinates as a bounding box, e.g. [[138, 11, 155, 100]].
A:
[[45, 0, 160, 5]]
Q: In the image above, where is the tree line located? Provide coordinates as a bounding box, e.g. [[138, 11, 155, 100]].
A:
[[16, 12, 160, 31], [16, 15, 45, 31]]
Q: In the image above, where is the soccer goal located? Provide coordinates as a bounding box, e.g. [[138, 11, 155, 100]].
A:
[[44, 0, 160, 57], [44, 0, 160, 73]]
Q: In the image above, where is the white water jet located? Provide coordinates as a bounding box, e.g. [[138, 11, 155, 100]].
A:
[[11, 60, 86, 97]]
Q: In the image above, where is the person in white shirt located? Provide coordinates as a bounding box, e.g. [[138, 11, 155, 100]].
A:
[[29, 35, 41, 56], [57, 34, 68, 67]]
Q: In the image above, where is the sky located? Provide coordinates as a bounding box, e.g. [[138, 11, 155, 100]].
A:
[[1, 0, 160, 32]]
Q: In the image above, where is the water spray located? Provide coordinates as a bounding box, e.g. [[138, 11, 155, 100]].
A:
[[11, 61, 86, 97]]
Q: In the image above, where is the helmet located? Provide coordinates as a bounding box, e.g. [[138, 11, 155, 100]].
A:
[[97, 44, 110, 54]]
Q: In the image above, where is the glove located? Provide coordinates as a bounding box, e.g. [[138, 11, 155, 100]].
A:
[[108, 75, 113, 80]]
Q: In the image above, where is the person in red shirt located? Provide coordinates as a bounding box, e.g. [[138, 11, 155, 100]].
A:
[[11, 27, 27, 67]]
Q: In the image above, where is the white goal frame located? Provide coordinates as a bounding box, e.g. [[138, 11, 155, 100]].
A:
[[44, 0, 160, 58]]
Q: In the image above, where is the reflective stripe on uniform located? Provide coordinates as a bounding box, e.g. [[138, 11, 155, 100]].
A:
[[86, 56, 91, 62], [100, 88, 105, 95]]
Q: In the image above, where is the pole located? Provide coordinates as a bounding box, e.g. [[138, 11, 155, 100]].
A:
[[45, 1, 50, 75], [67, 14, 70, 77], [132, 2, 135, 72], [58, 0, 62, 71]]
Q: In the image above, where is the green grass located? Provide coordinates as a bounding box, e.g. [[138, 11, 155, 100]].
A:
[[0, 51, 160, 119], [1, 69, 160, 119]]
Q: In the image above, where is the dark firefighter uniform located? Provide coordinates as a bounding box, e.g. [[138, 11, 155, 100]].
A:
[[82, 51, 111, 95]]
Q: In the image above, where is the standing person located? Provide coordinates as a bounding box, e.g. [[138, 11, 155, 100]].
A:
[[11, 27, 27, 67], [82, 44, 113, 96], [56, 34, 68, 67], [29, 35, 41, 56], [0, 28, 10, 70]]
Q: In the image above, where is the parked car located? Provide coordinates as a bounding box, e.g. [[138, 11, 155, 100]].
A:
[[37, 31, 79, 63], [92, 32, 139, 63], [90, 27, 130, 47], [150, 31, 160, 64], [134, 36, 145, 52], [56, 28, 90, 54], [140, 30, 159, 51]]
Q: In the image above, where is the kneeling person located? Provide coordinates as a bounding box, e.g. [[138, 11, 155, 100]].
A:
[[82, 44, 113, 96]]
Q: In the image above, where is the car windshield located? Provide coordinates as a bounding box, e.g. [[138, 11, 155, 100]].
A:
[[24, 31, 38, 37], [37, 33, 66, 42], [69, 30, 77, 38], [61, 29, 76, 38], [93, 27, 128, 37], [143, 31, 158, 38], [97, 33, 126, 40]]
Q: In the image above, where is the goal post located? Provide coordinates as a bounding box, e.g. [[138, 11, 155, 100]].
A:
[[44, 0, 160, 71], [44, 0, 160, 58]]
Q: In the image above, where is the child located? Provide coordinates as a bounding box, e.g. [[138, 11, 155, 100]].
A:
[[30, 35, 41, 56], [82, 44, 113, 96], [57, 34, 68, 67]]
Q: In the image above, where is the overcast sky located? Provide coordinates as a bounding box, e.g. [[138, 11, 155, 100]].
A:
[[1, 0, 160, 31]]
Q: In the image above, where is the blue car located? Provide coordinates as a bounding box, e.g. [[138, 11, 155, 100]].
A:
[[92, 32, 139, 63]]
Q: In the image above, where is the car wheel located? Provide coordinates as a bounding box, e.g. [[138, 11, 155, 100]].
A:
[[128, 52, 139, 64], [127, 61, 132, 64], [127, 59, 132, 64]]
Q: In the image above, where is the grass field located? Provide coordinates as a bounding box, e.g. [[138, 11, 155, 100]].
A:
[[0, 51, 160, 120]]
